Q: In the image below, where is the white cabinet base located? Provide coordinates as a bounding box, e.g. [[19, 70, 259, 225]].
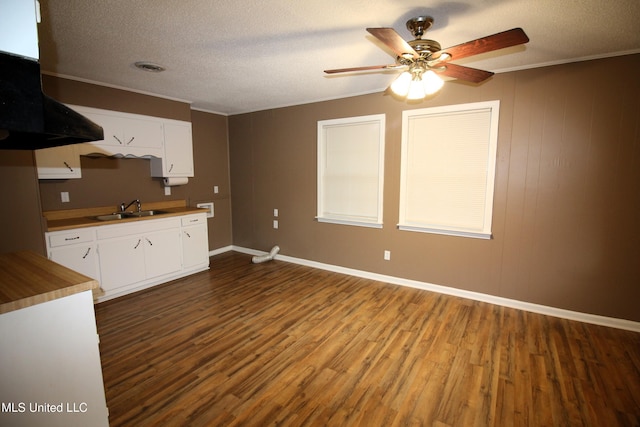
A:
[[96, 265, 210, 303], [0, 291, 109, 427], [46, 213, 209, 303]]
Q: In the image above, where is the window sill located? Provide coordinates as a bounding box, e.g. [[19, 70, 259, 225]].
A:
[[398, 224, 491, 239], [317, 217, 383, 229]]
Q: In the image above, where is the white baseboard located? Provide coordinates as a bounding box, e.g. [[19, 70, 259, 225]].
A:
[[229, 246, 640, 332], [209, 245, 233, 257]]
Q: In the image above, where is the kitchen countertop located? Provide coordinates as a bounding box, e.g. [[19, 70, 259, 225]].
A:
[[43, 200, 207, 232], [0, 251, 102, 314]]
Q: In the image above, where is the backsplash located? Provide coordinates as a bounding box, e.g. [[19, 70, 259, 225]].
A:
[[38, 156, 187, 212]]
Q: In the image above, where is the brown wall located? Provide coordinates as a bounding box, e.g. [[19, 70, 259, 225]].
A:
[[37, 76, 232, 251], [229, 54, 640, 322], [0, 151, 46, 255]]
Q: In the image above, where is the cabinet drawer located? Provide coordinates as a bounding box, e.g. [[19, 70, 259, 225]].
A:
[[181, 214, 206, 227], [96, 217, 181, 240], [48, 229, 95, 247]]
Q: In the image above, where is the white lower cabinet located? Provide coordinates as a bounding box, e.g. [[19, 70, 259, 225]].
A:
[[97, 235, 147, 291], [96, 218, 182, 294], [47, 228, 99, 280], [181, 214, 209, 269], [45, 212, 209, 301], [0, 291, 109, 427], [143, 229, 183, 279], [98, 228, 182, 291], [50, 244, 99, 280]]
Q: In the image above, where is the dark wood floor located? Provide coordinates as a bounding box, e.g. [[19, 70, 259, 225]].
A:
[[95, 251, 640, 426]]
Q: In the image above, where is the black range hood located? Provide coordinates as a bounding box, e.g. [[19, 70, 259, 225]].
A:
[[0, 52, 103, 150]]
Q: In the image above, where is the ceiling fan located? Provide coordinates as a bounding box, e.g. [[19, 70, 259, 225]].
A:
[[325, 16, 529, 100]]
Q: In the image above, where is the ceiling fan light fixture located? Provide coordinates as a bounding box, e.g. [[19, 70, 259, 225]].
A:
[[392, 67, 443, 100], [407, 76, 426, 100], [390, 71, 412, 97], [326, 17, 529, 103], [422, 70, 444, 95]]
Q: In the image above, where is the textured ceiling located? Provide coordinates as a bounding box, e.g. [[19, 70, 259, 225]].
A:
[[36, 0, 640, 115]]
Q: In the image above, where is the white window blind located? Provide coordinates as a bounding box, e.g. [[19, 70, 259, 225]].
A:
[[317, 114, 385, 228], [399, 101, 500, 239]]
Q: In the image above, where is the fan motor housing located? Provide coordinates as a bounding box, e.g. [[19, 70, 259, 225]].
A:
[[408, 39, 441, 55]]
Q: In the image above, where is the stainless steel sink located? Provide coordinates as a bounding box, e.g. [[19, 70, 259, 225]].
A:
[[93, 210, 168, 221], [122, 210, 168, 217], [94, 213, 125, 221]]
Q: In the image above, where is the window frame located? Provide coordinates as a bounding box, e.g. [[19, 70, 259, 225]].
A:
[[317, 114, 386, 228], [398, 101, 500, 239]]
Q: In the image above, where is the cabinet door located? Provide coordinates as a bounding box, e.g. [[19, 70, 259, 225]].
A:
[[35, 144, 82, 179], [182, 224, 209, 269], [80, 110, 163, 155], [144, 229, 182, 279], [163, 121, 194, 176], [98, 236, 146, 291], [50, 244, 99, 280], [83, 111, 125, 147], [122, 116, 164, 149]]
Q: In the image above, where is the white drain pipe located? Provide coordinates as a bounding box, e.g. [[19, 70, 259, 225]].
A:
[[252, 245, 280, 264]]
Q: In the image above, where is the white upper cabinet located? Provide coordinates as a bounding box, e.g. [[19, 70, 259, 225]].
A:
[[35, 144, 82, 179], [35, 105, 195, 179], [76, 107, 164, 157], [150, 120, 194, 177]]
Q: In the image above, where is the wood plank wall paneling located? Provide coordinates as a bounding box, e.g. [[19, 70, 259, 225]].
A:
[[228, 54, 640, 322], [95, 252, 640, 426]]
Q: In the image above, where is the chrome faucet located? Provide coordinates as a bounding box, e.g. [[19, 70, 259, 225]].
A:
[[120, 199, 141, 212]]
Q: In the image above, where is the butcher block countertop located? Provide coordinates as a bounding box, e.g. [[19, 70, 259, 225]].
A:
[[0, 251, 101, 314], [44, 199, 207, 232]]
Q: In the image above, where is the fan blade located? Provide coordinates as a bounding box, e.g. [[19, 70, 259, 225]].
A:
[[442, 28, 529, 61], [324, 64, 400, 74], [366, 27, 419, 59], [438, 63, 494, 83]]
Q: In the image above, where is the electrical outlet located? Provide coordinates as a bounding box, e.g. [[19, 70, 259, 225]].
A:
[[164, 186, 171, 196], [273, 220, 279, 229], [274, 208, 278, 217], [61, 191, 70, 203], [384, 250, 391, 261], [214, 186, 219, 194]]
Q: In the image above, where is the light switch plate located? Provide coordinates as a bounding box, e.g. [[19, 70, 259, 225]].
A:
[[61, 191, 70, 203]]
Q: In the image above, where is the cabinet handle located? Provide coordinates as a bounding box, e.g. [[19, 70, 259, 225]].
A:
[[127, 137, 135, 145], [63, 161, 74, 172], [168, 163, 174, 172], [145, 237, 153, 246], [113, 135, 124, 144], [184, 231, 191, 238], [64, 236, 80, 241], [134, 239, 141, 249], [82, 247, 91, 259]]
